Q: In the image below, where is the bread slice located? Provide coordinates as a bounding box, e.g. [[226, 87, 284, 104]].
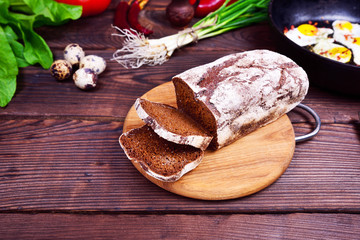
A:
[[172, 49, 309, 149], [135, 98, 213, 150], [119, 125, 204, 182]]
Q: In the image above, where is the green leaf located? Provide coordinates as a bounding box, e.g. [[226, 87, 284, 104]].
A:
[[22, 0, 82, 27], [194, 0, 270, 39], [7, 0, 82, 69], [4, 25, 31, 68], [12, 14, 54, 69], [0, 0, 11, 24], [22, 26, 53, 69], [0, 0, 82, 107], [0, 25, 18, 107], [8, 0, 34, 15]]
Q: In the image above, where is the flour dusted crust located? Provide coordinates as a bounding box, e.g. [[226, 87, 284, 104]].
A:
[[173, 49, 309, 149], [135, 98, 213, 150]]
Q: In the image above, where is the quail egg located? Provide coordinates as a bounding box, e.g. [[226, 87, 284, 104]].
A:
[[50, 59, 72, 81], [64, 43, 85, 66], [79, 55, 106, 75], [73, 68, 98, 90]]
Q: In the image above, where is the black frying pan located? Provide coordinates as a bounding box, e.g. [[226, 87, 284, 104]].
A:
[[268, 0, 360, 96]]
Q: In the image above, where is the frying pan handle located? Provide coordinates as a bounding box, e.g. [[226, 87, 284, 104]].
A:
[[294, 103, 321, 143]]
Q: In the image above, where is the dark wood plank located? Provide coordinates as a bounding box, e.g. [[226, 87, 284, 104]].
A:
[[1, 213, 359, 240], [300, 89, 360, 124], [2, 36, 358, 122], [3, 22, 280, 117], [0, 0, 358, 236], [2, 0, 359, 122], [1, 21, 278, 118], [1, 52, 359, 123], [0, 119, 359, 212]]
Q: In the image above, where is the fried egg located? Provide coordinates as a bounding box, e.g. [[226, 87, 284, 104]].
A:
[[284, 23, 333, 47], [313, 39, 352, 63], [333, 20, 360, 65], [332, 20, 360, 35]]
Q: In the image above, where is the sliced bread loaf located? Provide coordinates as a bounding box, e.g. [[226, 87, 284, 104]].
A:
[[135, 98, 213, 150], [120, 49, 309, 182], [172, 49, 309, 149], [119, 125, 204, 182]]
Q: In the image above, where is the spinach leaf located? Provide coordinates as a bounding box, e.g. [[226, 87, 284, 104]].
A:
[[23, 0, 83, 27], [7, 0, 82, 69], [9, 12, 54, 69], [0, 25, 18, 107], [4, 25, 30, 68], [0, 0, 82, 107]]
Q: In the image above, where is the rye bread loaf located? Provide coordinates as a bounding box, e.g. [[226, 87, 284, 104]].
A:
[[135, 98, 213, 150], [119, 125, 204, 182], [172, 49, 309, 149]]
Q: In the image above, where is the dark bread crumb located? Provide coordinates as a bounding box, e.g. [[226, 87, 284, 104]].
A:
[[120, 125, 203, 178], [137, 98, 211, 137], [172, 78, 218, 149]]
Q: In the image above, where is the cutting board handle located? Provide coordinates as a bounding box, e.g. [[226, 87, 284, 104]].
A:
[[294, 103, 321, 143]]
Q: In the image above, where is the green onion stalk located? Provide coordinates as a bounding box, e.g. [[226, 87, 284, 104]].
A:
[[111, 0, 270, 68]]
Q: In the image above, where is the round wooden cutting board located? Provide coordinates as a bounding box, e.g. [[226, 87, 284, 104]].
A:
[[123, 82, 295, 200]]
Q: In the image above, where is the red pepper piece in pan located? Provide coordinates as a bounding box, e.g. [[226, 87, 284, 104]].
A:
[[114, 1, 132, 30], [127, 0, 153, 36]]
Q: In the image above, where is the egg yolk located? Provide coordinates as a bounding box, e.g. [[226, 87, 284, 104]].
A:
[[328, 47, 352, 61], [298, 24, 318, 36], [335, 21, 353, 31]]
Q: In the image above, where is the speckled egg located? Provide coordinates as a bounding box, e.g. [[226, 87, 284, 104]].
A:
[[64, 43, 85, 66], [73, 68, 98, 90], [79, 55, 106, 75], [50, 60, 72, 81]]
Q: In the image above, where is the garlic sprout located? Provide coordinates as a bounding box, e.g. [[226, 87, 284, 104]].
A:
[[111, 0, 270, 68]]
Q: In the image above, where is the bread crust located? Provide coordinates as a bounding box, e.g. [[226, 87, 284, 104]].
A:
[[173, 49, 309, 149]]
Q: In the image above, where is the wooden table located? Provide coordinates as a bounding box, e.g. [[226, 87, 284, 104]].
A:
[[1, 1, 360, 239]]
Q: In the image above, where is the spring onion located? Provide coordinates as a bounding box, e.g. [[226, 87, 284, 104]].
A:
[[111, 0, 270, 68]]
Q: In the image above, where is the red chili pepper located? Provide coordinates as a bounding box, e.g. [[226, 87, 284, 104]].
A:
[[189, 0, 237, 18], [114, 1, 132, 30], [127, 0, 153, 36]]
